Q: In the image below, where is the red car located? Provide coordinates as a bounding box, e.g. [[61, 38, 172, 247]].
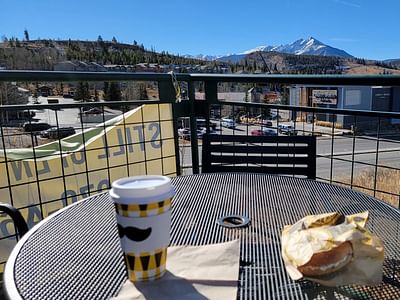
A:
[[250, 128, 277, 136]]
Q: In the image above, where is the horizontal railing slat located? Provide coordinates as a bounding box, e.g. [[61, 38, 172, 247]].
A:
[[209, 144, 311, 155], [208, 165, 309, 175], [209, 154, 310, 165], [207, 134, 315, 144]]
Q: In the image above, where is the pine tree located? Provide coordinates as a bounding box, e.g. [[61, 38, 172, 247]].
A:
[[84, 82, 90, 100], [139, 83, 148, 100], [24, 29, 30, 41], [94, 89, 99, 101], [252, 60, 257, 72], [74, 82, 91, 101], [103, 82, 109, 99], [273, 64, 279, 73], [105, 82, 121, 101]]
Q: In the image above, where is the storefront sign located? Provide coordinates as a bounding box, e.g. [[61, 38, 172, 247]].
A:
[[312, 90, 337, 105]]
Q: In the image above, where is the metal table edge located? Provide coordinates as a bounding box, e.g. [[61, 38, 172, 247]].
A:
[[3, 194, 106, 300]]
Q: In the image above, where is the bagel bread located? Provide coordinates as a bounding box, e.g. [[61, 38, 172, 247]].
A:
[[298, 241, 353, 277]]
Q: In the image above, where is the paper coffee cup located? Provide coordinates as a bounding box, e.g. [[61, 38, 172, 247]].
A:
[[110, 175, 175, 282]]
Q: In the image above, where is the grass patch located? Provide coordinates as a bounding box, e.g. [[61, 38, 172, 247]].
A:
[[341, 168, 400, 208], [315, 121, 343, 129]]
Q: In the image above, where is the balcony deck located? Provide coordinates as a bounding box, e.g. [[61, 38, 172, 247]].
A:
[[1, 71, 400, 272]]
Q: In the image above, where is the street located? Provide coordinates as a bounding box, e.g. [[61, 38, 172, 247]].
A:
[[178, 123, 400, 181]]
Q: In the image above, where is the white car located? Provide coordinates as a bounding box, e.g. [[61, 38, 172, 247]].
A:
[[278, 124, 297, 135], [221, 118, 236, 128], [179, 128, 212, 140], [178, 128, 191, 140]]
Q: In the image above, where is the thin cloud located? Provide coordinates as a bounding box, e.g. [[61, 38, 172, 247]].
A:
[[333, 0, 361, 8]]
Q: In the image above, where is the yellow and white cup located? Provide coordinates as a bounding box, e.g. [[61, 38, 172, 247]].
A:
[[110, 176, 175, 282]]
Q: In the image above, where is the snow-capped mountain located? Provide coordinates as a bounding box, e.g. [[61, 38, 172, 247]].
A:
[[242, 45, 274, 54], [186, 37, 353, 62], [271, 37, 353, 57], [183, 54, 219, 61]]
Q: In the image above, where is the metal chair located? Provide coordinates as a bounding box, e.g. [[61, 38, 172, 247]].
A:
[[0, 203, 29, 239], [202, 134, 316, 179], [0, 203, 28, 298]]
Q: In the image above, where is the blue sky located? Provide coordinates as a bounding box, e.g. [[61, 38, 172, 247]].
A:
[[1, 0, 399, 60]]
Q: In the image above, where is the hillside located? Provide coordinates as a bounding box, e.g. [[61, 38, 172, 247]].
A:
[[346, 61, 400, 75], [233, 51, 400, 75], [0, 39, 206, 70], [384, 59, 400, 68]]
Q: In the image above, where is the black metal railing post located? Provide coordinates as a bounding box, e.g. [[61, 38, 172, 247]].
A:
[[373, 117, 381, 198], [158, 79, 182, 175], [188, 81, 200, 174]]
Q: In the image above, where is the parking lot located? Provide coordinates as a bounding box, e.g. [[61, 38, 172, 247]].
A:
[[30, 96, 82, 128]]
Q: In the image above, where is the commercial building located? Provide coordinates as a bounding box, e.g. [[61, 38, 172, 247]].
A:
[[289, 85, 400, 129]]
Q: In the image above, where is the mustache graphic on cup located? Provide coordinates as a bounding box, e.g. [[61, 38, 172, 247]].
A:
[[117, 224, 152, 242], [110, 176, 175, 282]]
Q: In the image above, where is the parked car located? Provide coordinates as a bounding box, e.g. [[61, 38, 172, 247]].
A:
[[197, 127, 218, 139], [278, 124, 297, 135], [83, 107, 103, 114], [178, 117, 217, 131], [250, 128, 277, 136], [221, 118, 236, 129], [196, 118, 217, 131], [271, 114, 282, 120], [179, 127, 216, 140], [258, 119, 273, 127], [23, 122, 51, 132], [178, 128, 191, 140], [40, 127, 76, 139]]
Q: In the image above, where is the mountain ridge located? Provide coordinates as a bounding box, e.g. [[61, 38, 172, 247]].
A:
[[186, 37, 354, 62], [0, 38, 399, 75]]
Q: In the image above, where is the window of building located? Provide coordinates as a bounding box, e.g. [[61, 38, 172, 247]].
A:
[[345, 90, 361, 106]]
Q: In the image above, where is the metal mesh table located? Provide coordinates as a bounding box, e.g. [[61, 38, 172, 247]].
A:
[[4, 173, 400, 299]]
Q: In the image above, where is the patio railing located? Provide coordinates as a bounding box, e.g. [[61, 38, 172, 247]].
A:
[[1, 70, 400, 270]]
